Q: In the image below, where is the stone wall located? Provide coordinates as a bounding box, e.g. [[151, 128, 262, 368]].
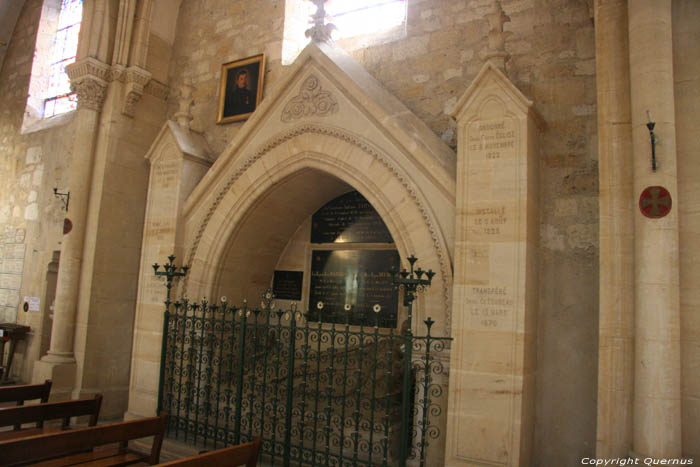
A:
[[0, 0, 72, 381]]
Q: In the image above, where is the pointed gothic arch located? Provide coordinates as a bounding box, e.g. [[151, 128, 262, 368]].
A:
[[182, 124, 453, 333]]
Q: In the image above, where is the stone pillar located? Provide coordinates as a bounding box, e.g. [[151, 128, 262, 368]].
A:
[[628, 0, 682, 459], [594, 0, 634, 458], [445, 63, 540, 466], [32, 58, 109, 397]]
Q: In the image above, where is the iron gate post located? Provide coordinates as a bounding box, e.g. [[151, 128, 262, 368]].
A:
[[154, 255, 188, 416], [234, 300, 248, 445], [283, 305, 298, 467], [391, 255, 435, 467]]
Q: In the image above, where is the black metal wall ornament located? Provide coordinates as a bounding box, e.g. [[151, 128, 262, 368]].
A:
[[53, 188, 70, 211], [646, 110, 658, 172]]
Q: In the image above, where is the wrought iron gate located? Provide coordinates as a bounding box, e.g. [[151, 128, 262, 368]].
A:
[[155, 261, 450, 466]]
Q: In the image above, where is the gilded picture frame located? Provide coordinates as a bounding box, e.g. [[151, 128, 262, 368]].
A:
[[216, 54, 265, 124]]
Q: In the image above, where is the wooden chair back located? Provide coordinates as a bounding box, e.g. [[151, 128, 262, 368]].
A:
[[0, 393, 102, 431], [156, 438, 261, 467], [0, 412, 168, 466], [0, 379, 51, 405]]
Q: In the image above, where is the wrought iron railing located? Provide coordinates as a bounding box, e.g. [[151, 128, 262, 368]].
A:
[[155, 256, 450, 467]]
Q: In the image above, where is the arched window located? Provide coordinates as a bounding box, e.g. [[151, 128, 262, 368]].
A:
[[282, 0, 407, 65], [22, 0, 83, 132], [43, 0, 83, 118]]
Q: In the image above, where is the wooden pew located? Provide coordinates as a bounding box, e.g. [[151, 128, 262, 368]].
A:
[[0, 379, 51, 406], [0, 393, 102, 441], [0, 413, 167, 467], [157, 439, 261, 467]]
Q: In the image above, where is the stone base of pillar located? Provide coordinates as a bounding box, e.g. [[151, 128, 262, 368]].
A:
[[74, 387, 129, 419], [31, 359, 76, 402]]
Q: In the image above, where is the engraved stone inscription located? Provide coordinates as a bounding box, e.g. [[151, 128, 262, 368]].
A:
[[142, 157, 181, 304], [468, 119, 516, 160], [308, 249, 399, 327], [465, 285, 515, 329], [465, 245, 489, 285], [464, 117, 519, 329], [311, 191, 393, 244], [273, 270, 303, 300], [469, 205, 509, 238]]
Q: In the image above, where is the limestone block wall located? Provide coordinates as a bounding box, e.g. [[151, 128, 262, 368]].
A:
[[0, 0, 73, 382], [164, 1, 598, 464]]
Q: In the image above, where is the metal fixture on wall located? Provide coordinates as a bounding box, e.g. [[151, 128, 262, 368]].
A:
[[53, 188, 70, 211], [646, 110, 657, 172]]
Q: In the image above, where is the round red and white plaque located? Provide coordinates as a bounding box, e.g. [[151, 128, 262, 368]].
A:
[[639, 186, 672, 219]]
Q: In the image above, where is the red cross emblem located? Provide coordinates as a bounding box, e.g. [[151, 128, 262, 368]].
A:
[[639, 186, 672, 218]]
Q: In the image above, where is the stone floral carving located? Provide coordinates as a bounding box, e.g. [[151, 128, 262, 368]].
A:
[[281, 75, 339, 123], [65, 57, 110, 111], [70, 77, 108, 111], [122, 66, 152, 117]]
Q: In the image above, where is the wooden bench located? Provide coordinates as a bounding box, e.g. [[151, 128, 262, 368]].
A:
[[0, 379, 52, 406], [157, 439, 261, 467], [0, 413, 167, 467], [0, 393, 102, 441]]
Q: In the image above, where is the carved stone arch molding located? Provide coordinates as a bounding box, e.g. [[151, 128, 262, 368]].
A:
[[182, 124, 454, 334]]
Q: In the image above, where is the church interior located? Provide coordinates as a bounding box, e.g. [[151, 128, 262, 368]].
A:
[[0, 0, 697, 465]]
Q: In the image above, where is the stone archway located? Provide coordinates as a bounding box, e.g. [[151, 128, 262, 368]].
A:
[[182, 124, 453, 334]]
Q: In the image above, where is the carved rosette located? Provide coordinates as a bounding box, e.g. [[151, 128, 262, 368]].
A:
[[281, 75, 339, 123], [122, 66, 152, 117], [66, 57, 110, 111]]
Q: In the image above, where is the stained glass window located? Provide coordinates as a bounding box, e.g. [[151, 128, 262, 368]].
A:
[[43, 0, 83, 118]]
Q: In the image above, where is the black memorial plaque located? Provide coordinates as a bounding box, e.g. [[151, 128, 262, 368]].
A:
[[308, 249, 399, 327], [311, 191, 393, 244], [273, 270, 303, 300]]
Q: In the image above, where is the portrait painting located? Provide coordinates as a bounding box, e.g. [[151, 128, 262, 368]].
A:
[[217, 54, 265, 124]]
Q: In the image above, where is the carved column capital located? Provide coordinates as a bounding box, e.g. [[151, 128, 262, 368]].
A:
[[66, 57, 110, 111], [122, 66, 152, 117]]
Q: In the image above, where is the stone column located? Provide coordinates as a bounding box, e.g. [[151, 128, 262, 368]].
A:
[[628, 0, 682, 459], [32, 58, 108, 396], [594, 0, 634, 458]]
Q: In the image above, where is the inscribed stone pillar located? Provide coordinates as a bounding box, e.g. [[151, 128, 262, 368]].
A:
[[32, 58, 109, 399], [628, 0, 682, 459], [126, 121, 211, 418], [446, 63, 540, 466]]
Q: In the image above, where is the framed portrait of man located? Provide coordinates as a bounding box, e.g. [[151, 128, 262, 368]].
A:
[[217, 54, 265, 124]]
